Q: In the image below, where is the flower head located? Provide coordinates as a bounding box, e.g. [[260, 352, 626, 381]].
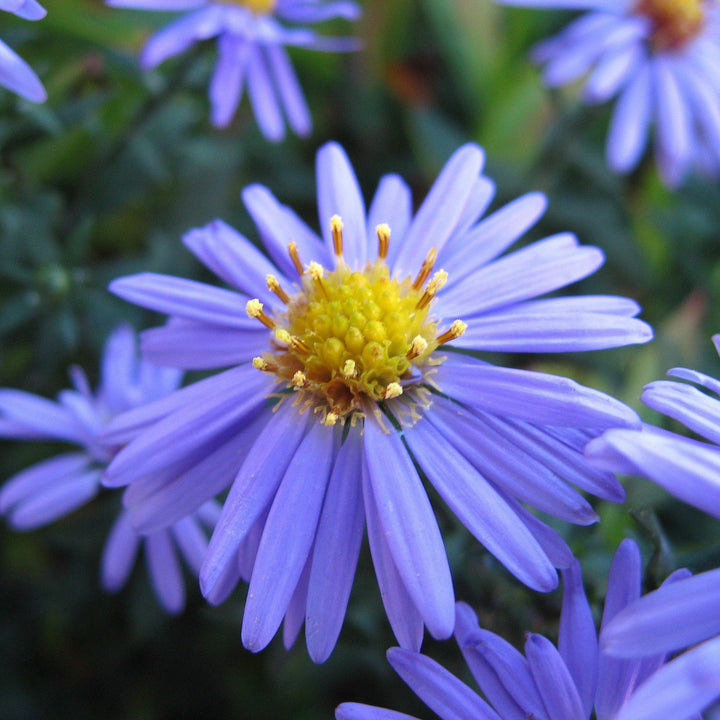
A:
[[496, 0, 720, 186], [106, 0, 360, 139], [106, 141, 651, 661], [0, 324, 216, 614], [336, 539, 720, 720], [0, 0, 47, 102]]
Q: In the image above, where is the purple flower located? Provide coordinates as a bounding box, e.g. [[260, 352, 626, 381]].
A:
[[0, 0, 47, 102], [0, 324, 217, 614], [106, 0, 360, 139], [586, 334, 720, 520], [106, 141, 651, 661], [495, 0, 720, 186], [337, 539, 720, 720]]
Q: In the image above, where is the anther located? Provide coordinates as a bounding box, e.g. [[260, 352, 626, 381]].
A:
[[266, 274, 290, 304], [342, 359, 357, 378], [416, 270, 448, 310], [246, 299, 276, 329], [406, 335, 428, 360], [252, 357, 277, 372], [436, 320, 467, 346], [376, 224, 390, 260], [324, 411, 339, 426], [288, 242, 304, 276], [308, 261, 330, 299], [292, 370, 308, 388], [330, 215, 344, 258], [275, 328, 292, 345], [412, 247, 437, 290], [384, 382, 403, 400], [289, 336, 311, 354]]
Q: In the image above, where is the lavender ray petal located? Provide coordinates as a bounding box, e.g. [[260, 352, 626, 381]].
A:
[[170, 514, 209, 575], [283, 555, 311, 650], [335, 705, 419, 720], [146, 530, 186, 615], [0, 39, 46, 102], [209, 33, 250, 128], [265, 44, 311, 137], [101, 511, 142, 592], [0, 389, 87, 443], [247, 44, 285, 141]]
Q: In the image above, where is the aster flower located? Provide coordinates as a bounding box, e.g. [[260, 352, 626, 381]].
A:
[[106, 0, 360, 140], [105, 140, 651, 661], [0, 324, 218, 614], [495, 0, 720, 186], [0, 0, 47, 102], [337, 538, 720, 720]]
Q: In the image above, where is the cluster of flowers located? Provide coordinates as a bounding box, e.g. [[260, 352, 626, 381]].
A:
[[2, 0, 720, 718]]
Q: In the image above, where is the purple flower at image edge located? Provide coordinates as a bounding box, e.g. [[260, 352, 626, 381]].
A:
[[0, 324, 219, 614], [105, 0, 361, 140], [105, 140, 652, 661], [495, 0, 720, 186], [0, 0, 47, 102], [586, 333, 720, 710], [336, 539, 720, 720]]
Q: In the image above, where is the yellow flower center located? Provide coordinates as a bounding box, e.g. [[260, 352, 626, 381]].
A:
[[248, 218, 467, 425], [226, 0, 276, 13], [636, 0, 704, 49]]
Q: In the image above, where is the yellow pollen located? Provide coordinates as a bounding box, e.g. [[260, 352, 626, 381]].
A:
[[436, 320, 468, 346], [407, 335, 428, 360], [384, 382, 403, 400], [376, 224, 391, 260], [288, 242, 304, 276], [636, 0, 704, 48], [246, 299, 276, 329], [252, 356, 266, 370], [233, 0, 276, 14], [250, 223, 463, 423], [330, 215, 344, 257], [267, 274, 290, 304]]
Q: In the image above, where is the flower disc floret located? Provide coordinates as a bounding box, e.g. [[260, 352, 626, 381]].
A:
[[637, 0, 704, 48], [231, 0, 276, 13], [248, 220, 465, 423]]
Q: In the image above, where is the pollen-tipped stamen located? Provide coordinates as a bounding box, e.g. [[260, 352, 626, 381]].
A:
[[252, 356, 278, 372], [376, 224, 390, 260], [412, 247, 438, 291], [246, 299, 276, 329], [436, 320, 467, 345], [308, 261, 330, 300], [406, 335, 429, 360], [289, 336, 311, 355], [384, 382, 403, 400], [292, 370, 308, 388], [416, 270, 448, 311], [266, 274, 290, 304], [330, 215, 344, 258], [342, 359, 357, 378], [288, 242, 304, 276]]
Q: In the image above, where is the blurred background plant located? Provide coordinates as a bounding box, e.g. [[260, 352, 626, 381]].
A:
[[1, 0, 719, 718]]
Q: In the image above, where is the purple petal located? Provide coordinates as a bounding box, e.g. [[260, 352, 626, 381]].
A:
[[363, 417, 455, 640], [335, 705, 419, 720], [146, 530, 185, 614], [241, 421, 335, 652], [265, 43, 311, 137], [283, 555, 311, 650], [306, 430, 365, 663], [0, 389, 87, 443], [101, 511, 142, 592], [209, 33, 251, 127], [0, 39, 46, 102], [170, 514, 210, 575], [247, 44, 286, 142]]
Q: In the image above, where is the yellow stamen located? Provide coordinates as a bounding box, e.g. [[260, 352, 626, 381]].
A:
[[308, 261, 330, 299], [342, 359, 357, 378], [275, 328, 292, 345], [406, 335, 429, 360], [436, 320, 467, 346], [412, 247, 438, 290], [330, 215, 344, 257], [288, 242, 304, 276], [292, 370, 308, 388], [266, 274, 290, 304], [384, 382, 403, 400], [246, 299, 275, 329], [252, 357, 277, 372], [289, 336, 311, 354], [376, 224, 391, 260], [324, 411, 339, 426], [416, 270, 448, 310]]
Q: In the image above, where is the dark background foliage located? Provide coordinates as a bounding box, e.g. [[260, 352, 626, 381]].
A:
[[1, 0, 719, 718]]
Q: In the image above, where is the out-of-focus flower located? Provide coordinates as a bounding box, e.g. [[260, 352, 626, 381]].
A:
[[0, 324, 217, 614], [106, 141, 651, 661], [106, 0, 360, 140], [336, 538, 720, 720], [0, 0, 47, 102], [496, 0, 720, 186]]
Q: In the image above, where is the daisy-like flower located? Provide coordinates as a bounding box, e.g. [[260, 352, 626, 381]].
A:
[[106, 0, 360, 139], [105, 141, 651, 661], [0, 324, 218, 614], [0, 0, 47, 102], [496, 0, 720, 186], [337, 539, 720, 720], [586, 335, 720, 704]]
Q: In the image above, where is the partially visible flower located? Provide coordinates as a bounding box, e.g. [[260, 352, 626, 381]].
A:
[[106, 141, 651, 660], [106, 0, 360, 139], [586, 334, 720, 520], [336, 538, 720, 720], [0, 324, 217, 614], [495, 0, 720, 186], [0, 0, 47, 102]]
